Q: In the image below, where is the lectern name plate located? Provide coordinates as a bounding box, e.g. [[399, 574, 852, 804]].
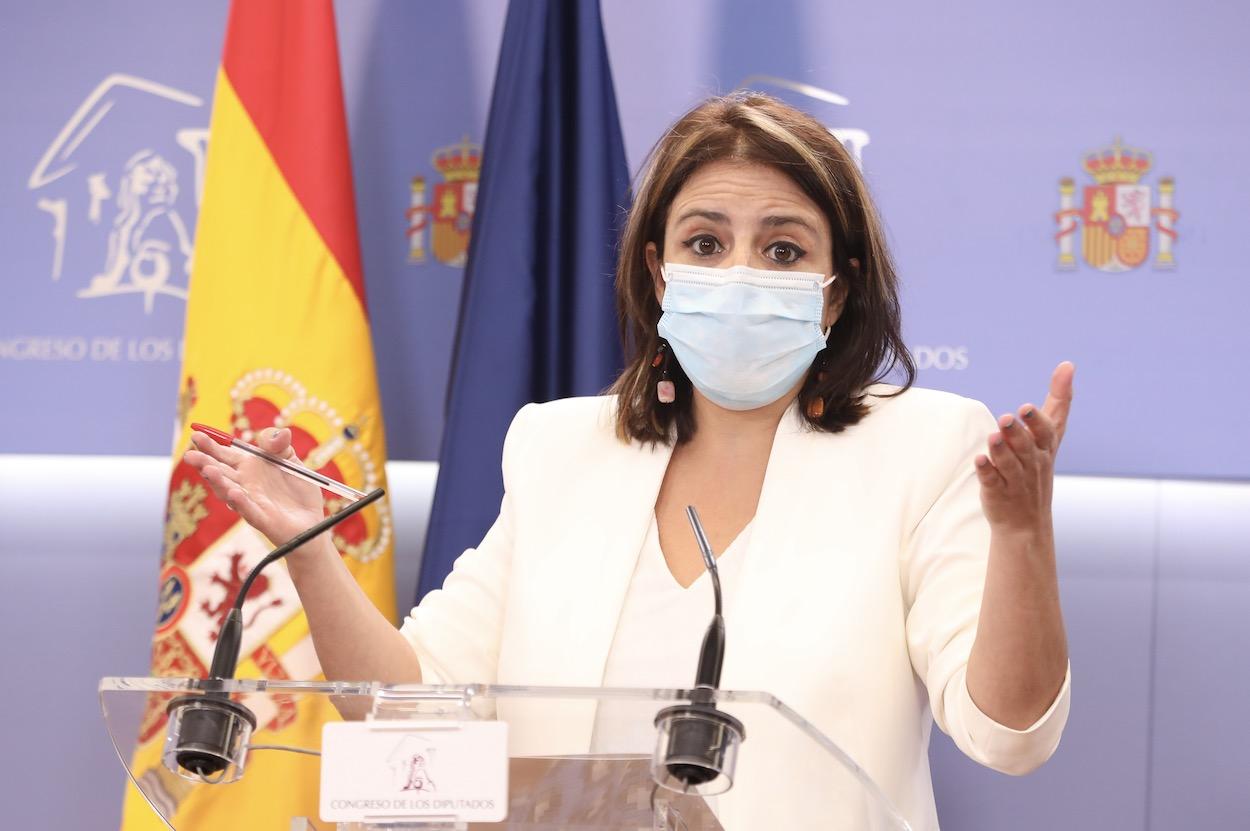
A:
[[320, 720, 509, 823]]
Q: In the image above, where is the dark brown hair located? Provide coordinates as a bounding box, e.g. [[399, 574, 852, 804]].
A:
[[609, 92, 914, 444]]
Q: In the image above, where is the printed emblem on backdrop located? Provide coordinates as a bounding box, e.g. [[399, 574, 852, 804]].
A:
[[139, 367, 393, 742], [27, 74, 209, 313], [407, 136, 482, 267], [1054, 138, 1179, 272], [737, 76, 871, 168]]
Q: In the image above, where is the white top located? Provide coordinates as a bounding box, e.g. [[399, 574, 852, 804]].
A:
[[591, 514, 752, 754], [401, 390, 1072, 830]]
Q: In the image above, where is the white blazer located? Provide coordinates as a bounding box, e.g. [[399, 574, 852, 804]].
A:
[[401, 387, 1071, 830]]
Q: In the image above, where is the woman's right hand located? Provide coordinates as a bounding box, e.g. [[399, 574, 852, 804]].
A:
[[184, 427, 326, 547]]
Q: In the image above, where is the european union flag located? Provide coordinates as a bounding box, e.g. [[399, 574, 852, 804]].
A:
[[417, 0, 630, 600]]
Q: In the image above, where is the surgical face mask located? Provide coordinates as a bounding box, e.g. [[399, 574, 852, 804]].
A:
[[656, 262, 835, 411]]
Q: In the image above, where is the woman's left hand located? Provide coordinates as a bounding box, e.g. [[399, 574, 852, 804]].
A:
[[975, 362, 1075, 536]]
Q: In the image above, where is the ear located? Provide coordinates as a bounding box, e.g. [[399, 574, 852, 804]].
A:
[[822, 264, 852, 330], [645, 241, 664, 304]]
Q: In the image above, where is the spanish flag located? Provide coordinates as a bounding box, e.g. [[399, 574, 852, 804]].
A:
[[122, 1, 395, 827]]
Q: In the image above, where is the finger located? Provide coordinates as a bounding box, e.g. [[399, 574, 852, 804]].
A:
[[201, 461, 241, 487], [183, 448, 215, 471], [1018, 403, 1057, 452], [257, 426, 298, 460], [988, 430, 1024, 483], [975, 454, 1005, 489], [189, 429, 246, 467], [195, 459, 241, 499], [200, 463, 242, 502], [223, 484, 267, 530], [1041, 361, 1075, 446], [998, 413, 1038, 463]]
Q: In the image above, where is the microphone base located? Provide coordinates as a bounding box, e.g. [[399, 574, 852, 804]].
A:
[[652, 702, 745, 796], [163, 694, 257, 783]]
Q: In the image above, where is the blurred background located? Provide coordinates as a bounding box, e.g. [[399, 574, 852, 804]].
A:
[[1, 0, 1246, 828]]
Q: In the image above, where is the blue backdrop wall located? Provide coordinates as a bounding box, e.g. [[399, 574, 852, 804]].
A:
[[3, 0, 1247, 478]]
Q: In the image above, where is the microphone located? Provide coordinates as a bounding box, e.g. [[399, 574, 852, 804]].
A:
[[687, 506, 725, 693], [164, 487, 386, 782], [651, 506, 746, 796]]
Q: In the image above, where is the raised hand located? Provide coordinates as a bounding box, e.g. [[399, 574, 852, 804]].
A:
[[974, 362, 1075, 535], [184, 427, 325, 546]]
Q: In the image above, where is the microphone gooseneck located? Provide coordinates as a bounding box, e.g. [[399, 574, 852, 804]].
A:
[[686, 505, 722, 617], [651, 505, 746, 796], [203, 488, 387, 681], [166, 487, 386, 781], [687, 505, 724, 695]]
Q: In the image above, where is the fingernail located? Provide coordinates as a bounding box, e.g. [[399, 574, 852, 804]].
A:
[[1023, 408, 1036, 419], [1002, 416, 1015, 429], [992, 435, 1004, 447]]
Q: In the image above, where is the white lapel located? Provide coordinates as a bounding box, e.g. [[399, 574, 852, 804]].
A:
[[502, 405, 675, 755], [566, 432, 674, 689], [509, 424, 673, 754], [721, 403, 836, 692], [527, 422, 680, 684]]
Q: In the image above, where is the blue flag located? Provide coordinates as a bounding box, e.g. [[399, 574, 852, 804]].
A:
[[417, 0, 630, 601]]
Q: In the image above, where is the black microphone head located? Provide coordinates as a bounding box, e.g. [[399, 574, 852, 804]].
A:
[[685, 506, 717, 573]]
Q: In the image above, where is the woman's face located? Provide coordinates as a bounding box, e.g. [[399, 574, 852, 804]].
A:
[[645, 159, 846, 329]]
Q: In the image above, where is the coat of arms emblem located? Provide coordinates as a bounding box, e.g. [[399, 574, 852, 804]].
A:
[[28, 74, 209, 313], [407, 136, 482, 267], [1055, 138, 1178, 272]]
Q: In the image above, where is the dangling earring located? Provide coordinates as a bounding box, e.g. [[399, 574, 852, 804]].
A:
[[806, 353, 829, 419], [653, 341, 675, 404]]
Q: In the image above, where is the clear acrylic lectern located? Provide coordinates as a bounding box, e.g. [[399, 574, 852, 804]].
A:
[[101, 677, 913, 830]]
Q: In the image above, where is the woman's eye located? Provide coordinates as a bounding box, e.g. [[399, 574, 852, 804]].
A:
[[683, 235, 723, 257], [767, 242, 805, 264]]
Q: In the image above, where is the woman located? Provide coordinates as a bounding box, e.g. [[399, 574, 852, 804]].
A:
[[186, 93, 1071, 829]]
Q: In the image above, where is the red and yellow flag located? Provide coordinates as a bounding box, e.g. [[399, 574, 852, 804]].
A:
[[123, 2, 394, 827]]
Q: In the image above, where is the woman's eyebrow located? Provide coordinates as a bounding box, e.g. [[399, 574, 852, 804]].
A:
[[762, 214, 818, 233], [674, 208, 729, 225]]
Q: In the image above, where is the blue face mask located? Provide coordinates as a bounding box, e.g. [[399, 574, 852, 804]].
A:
[[657, 262, 835, 411]]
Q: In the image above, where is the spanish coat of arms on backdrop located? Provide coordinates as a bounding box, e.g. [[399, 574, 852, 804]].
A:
[[1055, 138, 1179, 272], [406, 136, 482, 268]]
